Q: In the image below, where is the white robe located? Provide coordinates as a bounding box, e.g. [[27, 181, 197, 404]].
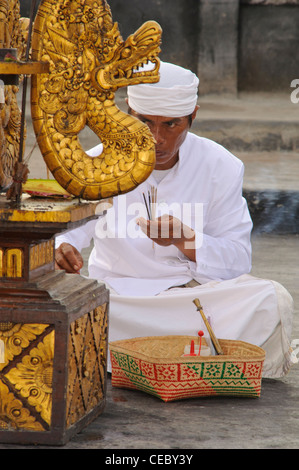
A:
[[56, 133, 294, 377]]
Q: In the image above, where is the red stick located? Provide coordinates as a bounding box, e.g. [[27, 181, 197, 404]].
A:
[[189, 340, 196, 356], [198, 330, 204, 355]]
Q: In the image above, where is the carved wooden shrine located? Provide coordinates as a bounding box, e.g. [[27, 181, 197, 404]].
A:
[[0, 0, 161, 445], [0, 197, 108, 445]]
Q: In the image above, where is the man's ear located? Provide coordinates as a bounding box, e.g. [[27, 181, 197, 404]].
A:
[[191, 105, 199, 121], [188, 105, 199, 128]]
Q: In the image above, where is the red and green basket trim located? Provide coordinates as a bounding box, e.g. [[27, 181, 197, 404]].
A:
[[110, 351, 263, 401]]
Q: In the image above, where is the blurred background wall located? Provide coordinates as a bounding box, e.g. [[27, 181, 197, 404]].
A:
[[21, 0, 299, 95]]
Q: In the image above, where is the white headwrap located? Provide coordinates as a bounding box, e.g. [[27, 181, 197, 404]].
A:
[[127, 61, 199, 117]]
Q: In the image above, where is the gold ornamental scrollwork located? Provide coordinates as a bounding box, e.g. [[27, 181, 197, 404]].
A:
[[67, 305, 108, 427], [31, 0, 162, 200], [0, 322, 49, 369], [0, 381, 45, 431], [0, 322, 54, 431], [6, 331, 55, 425], [0, 0, 28, 191]]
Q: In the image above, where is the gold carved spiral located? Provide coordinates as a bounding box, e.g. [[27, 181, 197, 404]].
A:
[[31, 0, 162, 200]]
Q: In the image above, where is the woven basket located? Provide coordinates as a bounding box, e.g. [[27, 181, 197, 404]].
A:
[[109, 335, 265, 401]]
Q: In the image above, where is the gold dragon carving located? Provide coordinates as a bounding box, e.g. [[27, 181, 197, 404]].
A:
[[0, 0, 28, 191], [31, 0, 162, 200]]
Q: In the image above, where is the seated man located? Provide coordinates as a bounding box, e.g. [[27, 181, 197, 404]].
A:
[[55, 61, 294, 378]]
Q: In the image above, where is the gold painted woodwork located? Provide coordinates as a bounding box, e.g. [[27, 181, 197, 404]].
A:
[[0, 247, 23, 277], [0, 381, 45, 431], [0, 61, 49, 75], [30, 240, 54, 271], [6, 330, 55, 426], [66, 305, 108, 427], [0, 303, 108, 433], [0, 0, 28, 191], [0, 193, 99, 223], [0, 322, 53, 431], [31, 0, 162, 200], [0, 194, 101, 282], [0, 241, 55, 280]]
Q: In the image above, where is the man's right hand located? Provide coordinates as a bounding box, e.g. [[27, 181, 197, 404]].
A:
[[55, 243, 84, 274]]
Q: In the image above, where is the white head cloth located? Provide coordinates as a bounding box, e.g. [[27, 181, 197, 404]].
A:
[[127, 61, 199, 117]]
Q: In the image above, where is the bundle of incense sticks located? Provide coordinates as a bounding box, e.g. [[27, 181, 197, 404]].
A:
[[142, 186, 157, 221], [142, 186, 157, 248]]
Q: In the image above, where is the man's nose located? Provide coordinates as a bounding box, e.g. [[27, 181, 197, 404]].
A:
[[151, 126, 165, 145]]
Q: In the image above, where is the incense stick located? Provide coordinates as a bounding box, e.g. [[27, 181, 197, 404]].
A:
[[143, 186, 157, 221], [150, 186, 157, 220], [142, 192, 151, 219], [150, 186, 157, 248], [142, 186, 157, 248]]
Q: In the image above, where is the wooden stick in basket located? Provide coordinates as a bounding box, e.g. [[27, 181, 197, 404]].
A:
[[193, 298, 224, 355]]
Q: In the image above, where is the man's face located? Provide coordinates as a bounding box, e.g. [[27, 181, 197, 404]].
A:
[[129, 107, 198, 170]]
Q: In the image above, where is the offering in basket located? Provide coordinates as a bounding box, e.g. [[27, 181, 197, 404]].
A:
[[109, 299, 265, 402]]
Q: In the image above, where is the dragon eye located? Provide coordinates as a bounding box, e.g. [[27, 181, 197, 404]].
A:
[[121, 48, 131, 59]]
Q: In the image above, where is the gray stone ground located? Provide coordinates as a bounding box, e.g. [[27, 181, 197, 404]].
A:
[[0, 88, 298, 450]]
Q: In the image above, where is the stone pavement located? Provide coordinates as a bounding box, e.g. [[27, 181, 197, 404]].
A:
[[0, 90, 298, 450]]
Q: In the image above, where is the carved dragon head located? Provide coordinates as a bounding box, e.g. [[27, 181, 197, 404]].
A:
[[93, 19, 162, 91], [55, 0, 162, 92], [30, 0, 163, 199]]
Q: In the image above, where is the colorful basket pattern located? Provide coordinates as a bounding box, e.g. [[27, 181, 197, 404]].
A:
[[109, 336, 265, 401]]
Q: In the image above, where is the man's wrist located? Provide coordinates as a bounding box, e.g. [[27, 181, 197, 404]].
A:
[[174, 228, 196, 261]]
